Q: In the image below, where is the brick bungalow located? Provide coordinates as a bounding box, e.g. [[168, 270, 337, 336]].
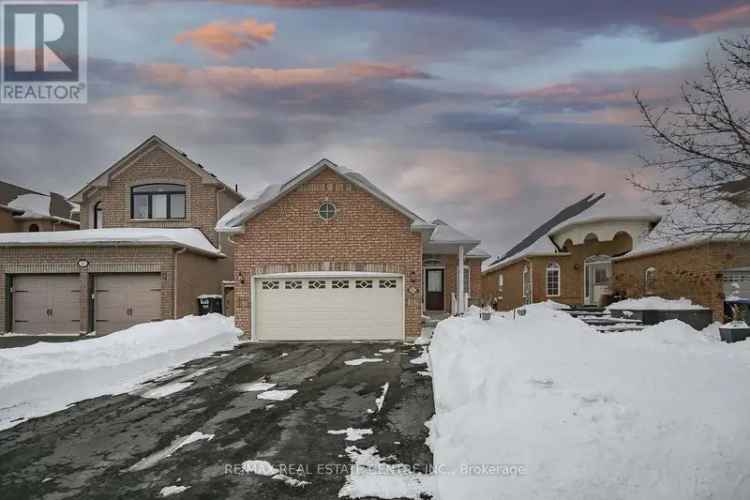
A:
[[216, 159, 488, 341], [482, 193, 750, 321], [0, 136, 244, 335]]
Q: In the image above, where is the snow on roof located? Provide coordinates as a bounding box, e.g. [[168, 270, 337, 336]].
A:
[[0, 228, 223, 257], [467, 246, 491, 258], [216, 159, 433, 233], [548, 196, 661, 236], [429, 219, 480, 245], [616, 201, 749, 260], [8, 193, 51, 218]]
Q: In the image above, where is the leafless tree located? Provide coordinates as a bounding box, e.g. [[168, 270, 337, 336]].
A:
[[631, 35, 750, 239]]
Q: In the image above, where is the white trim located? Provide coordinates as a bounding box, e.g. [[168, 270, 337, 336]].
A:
[[545, 261, 561, 297], [522, 264, 532, 304]]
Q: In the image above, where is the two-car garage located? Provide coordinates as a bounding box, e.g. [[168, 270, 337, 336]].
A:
[[252, 273, 405, 341], [11, 273, 162, 335]]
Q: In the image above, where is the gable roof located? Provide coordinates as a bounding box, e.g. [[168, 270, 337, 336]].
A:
[[69, 135, 244, 204], [485, 193, 606, 271], [216, 159, 434, 233]]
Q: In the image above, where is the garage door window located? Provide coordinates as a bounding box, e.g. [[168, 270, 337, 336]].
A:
[[285, 280, 303, 289], [262, 280, 280, 290], [356, 280, 373, 289], [379, 279, 397, 289], [309, 280, 326, 289], [332, 280, 349, 289]]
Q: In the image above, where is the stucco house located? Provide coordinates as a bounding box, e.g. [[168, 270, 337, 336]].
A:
[[0, 136, 243, 335], [482, 193, 750, 321], [216, 159, 488, 341]]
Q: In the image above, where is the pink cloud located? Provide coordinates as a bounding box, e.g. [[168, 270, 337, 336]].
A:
[[139, 61, 431, 93], [395, 150, 522, 204], [667, 4, 750, 33], [175, 18, 276, 59]]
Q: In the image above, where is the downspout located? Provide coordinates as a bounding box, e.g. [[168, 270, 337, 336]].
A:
[[216, 186, 227, 253], [174, 247, 187, 319]]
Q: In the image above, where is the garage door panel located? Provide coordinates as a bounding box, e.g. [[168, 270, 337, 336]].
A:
[[255, 276, 404, 341], [13, 275, 80, 334], [95, 274, 162, 334]]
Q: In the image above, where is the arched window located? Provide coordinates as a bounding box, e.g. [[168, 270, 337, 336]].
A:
[[584, 233, 599, 243], [644, 267, 657, 294], [131, 184, 186, 220], [28, 224, 39, 232], [546, 261, 561, 297], [94, 201, 104, 229], [562, 239, 574, 252]]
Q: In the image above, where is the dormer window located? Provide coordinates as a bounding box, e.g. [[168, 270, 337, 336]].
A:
[[131, 184, 186, 220]]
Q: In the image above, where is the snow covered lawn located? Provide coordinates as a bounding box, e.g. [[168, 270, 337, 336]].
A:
[[429, 304, 750, 499], [0, 314, 241, 430]]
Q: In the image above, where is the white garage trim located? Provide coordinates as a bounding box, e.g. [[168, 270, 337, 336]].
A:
[[251, 271, 405, 342]]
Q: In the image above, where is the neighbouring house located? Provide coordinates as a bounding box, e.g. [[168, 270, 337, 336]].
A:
[[482, 193, 750, 322], [0, 136, 244, 335], [216, 159, 488, 341], [0, 181, 80, 232]]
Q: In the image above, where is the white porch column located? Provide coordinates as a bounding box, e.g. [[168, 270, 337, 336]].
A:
[[457, 245, 465, 315]]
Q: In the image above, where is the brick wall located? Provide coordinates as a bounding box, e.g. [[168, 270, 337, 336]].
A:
[[482, 234, 633, 310], [233, 167, 423, 338], [0, 210, 19, 232], [79, 146, 239, 246], [613, 241, 750, 321], [175, 251, 230, 317]]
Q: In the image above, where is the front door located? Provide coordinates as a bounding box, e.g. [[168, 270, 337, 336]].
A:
[[425, 269, 444, 311], [584, 258, 612, 306]]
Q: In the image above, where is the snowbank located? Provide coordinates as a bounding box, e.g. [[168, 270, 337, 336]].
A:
[[0, 314, 241, 430], [430, 306, 750, 499], [607, 296, 708, 310]]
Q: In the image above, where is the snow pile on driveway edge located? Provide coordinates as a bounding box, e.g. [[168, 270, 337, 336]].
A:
[[429, 305, 750, 499], [0, 314, 241, 430]]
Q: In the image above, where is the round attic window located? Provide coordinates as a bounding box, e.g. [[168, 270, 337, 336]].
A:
[[318, 202, 337, 221]]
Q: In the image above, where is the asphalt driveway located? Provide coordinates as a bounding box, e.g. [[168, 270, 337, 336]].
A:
[[0, 341, 434, 500]]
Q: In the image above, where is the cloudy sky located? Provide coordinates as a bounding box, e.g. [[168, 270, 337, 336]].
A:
[[2, 0, 750, 256]]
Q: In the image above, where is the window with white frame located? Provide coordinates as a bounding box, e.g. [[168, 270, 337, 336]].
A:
[[644, 267, 657, 293], [497, 273, 504, 289], [285, 280, 302, 289], [546, 262, 560, 297], [463, 266, 470, 294], [309, 280, 326, 289], [262, 280, 280, 290], [355, 280, 373, 289]]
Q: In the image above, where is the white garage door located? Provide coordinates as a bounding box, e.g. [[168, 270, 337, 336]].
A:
[[95, 274, 162, 334], [254, 274, 404, 341], [12, 275, 81, 334]]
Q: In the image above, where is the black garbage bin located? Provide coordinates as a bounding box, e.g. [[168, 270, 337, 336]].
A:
[[197, 295, 223, 315]]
